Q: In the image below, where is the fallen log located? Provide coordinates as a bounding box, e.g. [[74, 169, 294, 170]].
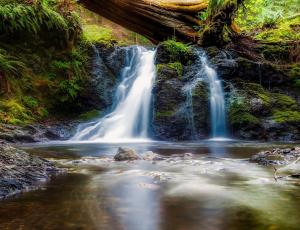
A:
[[79, 0, 243, 45]]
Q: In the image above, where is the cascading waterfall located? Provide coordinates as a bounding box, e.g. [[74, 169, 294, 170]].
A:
[[184, 49, 227, 139], [200, 52, 227, 138], [71, 46, 156, 142]]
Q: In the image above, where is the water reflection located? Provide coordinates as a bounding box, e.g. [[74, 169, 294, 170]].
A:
[[1, 142, 299, 230]]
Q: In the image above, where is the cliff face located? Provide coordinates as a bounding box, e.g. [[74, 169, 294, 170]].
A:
[[151, 41, 300, 141]]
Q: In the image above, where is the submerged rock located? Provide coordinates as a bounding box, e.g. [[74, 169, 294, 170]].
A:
[[114, 147, 140, 161], [0, 145, 60, 199], [250, 147, 300, 165]]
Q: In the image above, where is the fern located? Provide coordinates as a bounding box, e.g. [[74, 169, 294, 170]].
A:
[[0, 2, 73, 38], [0, 49, 25, 77]]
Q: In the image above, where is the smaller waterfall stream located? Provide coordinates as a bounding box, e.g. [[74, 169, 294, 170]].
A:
[[72, 46, 156, 142], [200, 54, 227, 138], [184, 50, 227, 139]]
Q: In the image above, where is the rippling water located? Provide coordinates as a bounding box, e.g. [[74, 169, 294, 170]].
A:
[[1, 141, 300, 230]]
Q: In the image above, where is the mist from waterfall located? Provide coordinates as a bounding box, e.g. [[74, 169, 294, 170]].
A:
[[71, 46, 156, 142]]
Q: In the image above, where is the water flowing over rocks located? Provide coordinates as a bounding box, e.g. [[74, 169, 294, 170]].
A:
[[0, 145, 60, 199], [152, 42, 300, 141]]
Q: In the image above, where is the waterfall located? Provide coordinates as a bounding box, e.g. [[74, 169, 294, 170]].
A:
[[185, 50, 227, 139], [71, 46, 156, 142], [199, 52, 227, 138]]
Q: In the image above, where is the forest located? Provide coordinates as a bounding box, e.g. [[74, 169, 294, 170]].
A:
[[0, 0, 299, 229]]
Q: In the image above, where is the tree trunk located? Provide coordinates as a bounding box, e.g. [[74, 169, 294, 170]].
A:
[[79, 0, 242, 45], [79, 0, 208, 43]]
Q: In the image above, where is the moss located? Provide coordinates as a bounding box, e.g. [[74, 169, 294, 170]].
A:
[[228, 100, 260, 127], [0, 99, 33, 125], [155, 110, 174, 118], [272, 110, 300, 123], [168, 62, 183, 78], [287, 64, 300, 79], [79, 109, 101, 121], [156, 62, 183, 79], [255, 17, 300, 42], [271, 93, 298, 110], [242, 83, 271, 106], [161, 39, 191, 62], [83, 25, 115, 44]]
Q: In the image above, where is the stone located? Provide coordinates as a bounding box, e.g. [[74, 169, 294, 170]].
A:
[[0, 144, 61, 199], [250, 147, 300, 166], [114, 147, 140, 161]]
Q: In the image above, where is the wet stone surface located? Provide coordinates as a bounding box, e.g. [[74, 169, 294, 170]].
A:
[[250, 147, 300, 165], [0, 144, 61, 199]]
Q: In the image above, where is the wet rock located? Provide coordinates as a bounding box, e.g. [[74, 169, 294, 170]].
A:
[[0, 121, 78, 144], [114, 147, 140, 161], [250, 147, 300, 165], [142, 151, 164, 161], [153, 46, 209, 141], [0, 144, 61, 199]]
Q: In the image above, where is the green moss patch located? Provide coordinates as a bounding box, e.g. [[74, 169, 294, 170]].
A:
[[272, 110, 300, 123], [155, 110, 175, 118], [161, 39, 191, 63], [271, 93, 298, 110], [79, 109, 101, 121], [228, 99, 260, 127]]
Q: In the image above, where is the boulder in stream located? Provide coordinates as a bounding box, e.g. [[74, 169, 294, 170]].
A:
[[114, 147, 140, 161]]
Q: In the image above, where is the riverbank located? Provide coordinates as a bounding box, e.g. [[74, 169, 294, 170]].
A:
[[0, 144, 61, 200]]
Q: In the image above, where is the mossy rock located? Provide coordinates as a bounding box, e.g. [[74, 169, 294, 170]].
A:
[[156, 40, 192, 65], [272, 110, 300, 123], [271, 93, 298, 110], [157, 62, 183, 79], [228, 100, 261, 127], [79, 109, 101, 121]]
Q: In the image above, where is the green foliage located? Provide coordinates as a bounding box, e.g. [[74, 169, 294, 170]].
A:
[[0, 99, 33, 124], [168, 62, 183, 78], [237, 0, 300, 42], [272, 110, 300, 123], [83, 25, 114, 44], [0, 49, 26, 77], [162, 39, 191, 62], [59, 79, 81, 101], [0, 3, 67, 35], [22, 96, 39, 109], [255, 17, 300, 42], [237, 0, 299, 30], [157, 62, 183, 79]]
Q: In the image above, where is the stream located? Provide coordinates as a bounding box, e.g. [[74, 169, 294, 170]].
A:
[[1, 141, 300, 230]]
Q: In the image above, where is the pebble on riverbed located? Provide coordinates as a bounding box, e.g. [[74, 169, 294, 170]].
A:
[[250, 147, 300, 165], [0, 144, 61, 199]]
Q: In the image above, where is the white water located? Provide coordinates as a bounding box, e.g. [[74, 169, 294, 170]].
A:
[[71, 46, 156, 142], [199, 54, 227, 138]]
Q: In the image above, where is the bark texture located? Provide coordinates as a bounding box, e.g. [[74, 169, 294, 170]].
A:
[[80, 0, 241, 44]]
